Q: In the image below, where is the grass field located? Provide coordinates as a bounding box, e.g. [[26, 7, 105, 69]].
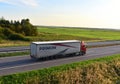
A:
[[0, 40, 30, 47], [0, 26, 120, 47], [0, 54, 120, 84], [38, 27, 120, 41]]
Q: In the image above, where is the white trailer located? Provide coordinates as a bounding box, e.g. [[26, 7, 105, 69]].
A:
[[30, 40, 86, 59]]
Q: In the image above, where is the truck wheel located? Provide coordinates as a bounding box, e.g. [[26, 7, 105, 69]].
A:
[[82, 52, 86, 55], [80, 51, 85, 56]]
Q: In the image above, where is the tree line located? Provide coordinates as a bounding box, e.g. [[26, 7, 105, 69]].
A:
[[0, 17, 38, 41]]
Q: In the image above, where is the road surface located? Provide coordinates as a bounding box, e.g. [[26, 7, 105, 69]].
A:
[[0, 45, 120, 76]]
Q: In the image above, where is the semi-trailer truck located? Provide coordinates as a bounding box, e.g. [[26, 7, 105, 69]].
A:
[[30, 40, 86, 59]]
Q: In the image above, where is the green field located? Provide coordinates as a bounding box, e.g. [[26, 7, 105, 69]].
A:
[[0, 54, 120, 84], [38, 27, 120, 41], [0, 40, 30, 47], [0, 26, 120, 47]]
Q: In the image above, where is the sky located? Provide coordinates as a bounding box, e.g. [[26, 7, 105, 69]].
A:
[[0, 0, 120, 29]]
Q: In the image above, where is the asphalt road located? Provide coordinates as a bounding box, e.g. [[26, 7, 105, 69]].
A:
[[0, 45, 120, 76], [0, 40, 120, 53]]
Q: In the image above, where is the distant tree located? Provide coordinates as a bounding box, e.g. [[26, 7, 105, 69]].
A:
[[0, 27, 5, 39], [21, 19, 37, 36], [0, 17, 38, 41], [0, 16, 5, 20], [0, 17, 11, 28], [0, 17, 6, 27]]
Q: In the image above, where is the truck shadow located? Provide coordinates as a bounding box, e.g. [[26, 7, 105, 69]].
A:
[[36, 53, 83, 62], [0, 54, 84, 69]]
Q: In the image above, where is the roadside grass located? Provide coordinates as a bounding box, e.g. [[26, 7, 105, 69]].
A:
[[38, 27, 120, 41], [0, 54, 120, 84], [0, 40, 30, 47], [0, 51, 30, 57]]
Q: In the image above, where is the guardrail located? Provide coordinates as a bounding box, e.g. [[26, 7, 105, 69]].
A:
[[0, 49, 30, 53], [0, 41, 120, 53], [87, 40, 120, 47], [0, 46, 30, 53]]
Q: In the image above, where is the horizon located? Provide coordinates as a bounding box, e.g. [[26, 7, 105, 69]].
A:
[[0, 0, 120, 29], [37, 25, 120, 30]]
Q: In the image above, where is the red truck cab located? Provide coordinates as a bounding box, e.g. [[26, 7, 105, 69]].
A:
[[80, 41, 86, 55]]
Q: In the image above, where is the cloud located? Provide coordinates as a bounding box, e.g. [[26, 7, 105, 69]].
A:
[[21, 0, 39, 7], [0, 0, 39, 7]]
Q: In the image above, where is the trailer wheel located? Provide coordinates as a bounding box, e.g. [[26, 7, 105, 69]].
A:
[[79, 51, 85, 56], [81, 51, 86, 55], [74, 52, 80, 56]]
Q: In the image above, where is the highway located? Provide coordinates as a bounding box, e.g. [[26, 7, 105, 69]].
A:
[[0, 45, 120, 76]]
